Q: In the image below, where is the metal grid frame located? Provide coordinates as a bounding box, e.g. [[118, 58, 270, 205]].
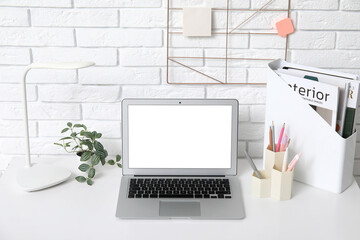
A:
[[166, 0, 291, 85]]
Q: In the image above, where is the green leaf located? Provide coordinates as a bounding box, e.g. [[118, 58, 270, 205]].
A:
[[59, 137, 71, 141], [117, 163, 122, 168], [81, 131, 93, 139], [75, 176, 86, 183], [88, 168, 95, 178], [95, 133, 102, 139], [87, 179, 93, 186], [91, 154, 100, 166], [61, 128, 69, 133], [82, 125, 87, 131], [72, 145, 79, 151], [108, 160, 115, 165], [100, 158, 106, 166], [65, 142, 71, 147], [91, 131, 96, 141], [81, 139, 93, 150], [103, 150, 108, 158], [78, 163, 90, 172], [70, 132, 77, 137], [80, 151, 92, 162], [95, 150, 106, 159], [86, 133, 93, 139], [94, 141, 104, 151], [67, 122, 72, 127], [73, 124, 82, 128], [54, 143, 63, 147], [116, 155, 121, 162]]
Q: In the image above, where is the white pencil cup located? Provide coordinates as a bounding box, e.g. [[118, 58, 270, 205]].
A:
[[265, 144, 285, 174], [271, 166, 294, 201], [251, 170, 271, 198]]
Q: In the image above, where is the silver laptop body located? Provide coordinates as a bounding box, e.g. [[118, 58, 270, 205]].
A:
[[116, 99, 245, 219]]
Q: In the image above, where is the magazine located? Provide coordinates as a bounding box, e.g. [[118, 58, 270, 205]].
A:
[[276, 67, 350, 135], [276, 72, 339, 129]]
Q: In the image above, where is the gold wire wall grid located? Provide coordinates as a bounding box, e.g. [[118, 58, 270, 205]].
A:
[[166, 0, 291, 85]]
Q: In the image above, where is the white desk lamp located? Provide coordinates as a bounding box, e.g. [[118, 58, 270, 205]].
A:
[[17, 61, 95, 191]]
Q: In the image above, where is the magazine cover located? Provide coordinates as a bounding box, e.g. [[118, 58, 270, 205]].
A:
[[276, 72, 339, 129]]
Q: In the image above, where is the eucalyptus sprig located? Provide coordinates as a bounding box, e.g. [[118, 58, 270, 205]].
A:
[[54, 122, 121, 186]]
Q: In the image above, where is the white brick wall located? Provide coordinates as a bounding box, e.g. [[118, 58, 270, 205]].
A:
[[292, 50, 360, 68], [0, 0, 359, 176], [291, 0, 339, 9], [38, 120, 121, 138], [31, 9, 118, 27], [76, 29, 163, 47], [82, 103, 121, 120], [74, 0, 162, 8], [298, 12, 360, 30], [0, 102, 81, 120], [120, 9, 166, 28], [289, 32, 336, 49], [337, 32, 360, 50], [38, 85, 120, 102], [120, 48, 166, 66], [32, 48, 118, 66], [0, 8, 29, 27], [340, 0, 360, 10], [0, 67, 77, 83], [79, 67, 161, 85], [0, 0, 72, 8], [0, 28, 74, 46], [0, 84, 37, 101], [0, 48, 30, 64]]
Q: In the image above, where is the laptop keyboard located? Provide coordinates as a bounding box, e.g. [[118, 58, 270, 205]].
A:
[[128, 178, 231, 199]]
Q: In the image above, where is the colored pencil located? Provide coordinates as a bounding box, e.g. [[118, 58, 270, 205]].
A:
[[282, 148, 289, 172], [276, 123, 285, 152], [271, 121, 276, 152], [285, 138, 291, 149], [287, 152, 302, 172], [281, 134, 287, 151], [269, 126, 273, 151]]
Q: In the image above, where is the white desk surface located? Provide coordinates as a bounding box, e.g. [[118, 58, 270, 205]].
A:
[[1, 158, 360, 240]]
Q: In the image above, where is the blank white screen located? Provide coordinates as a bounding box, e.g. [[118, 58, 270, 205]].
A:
[[128, 105, 232, 168]]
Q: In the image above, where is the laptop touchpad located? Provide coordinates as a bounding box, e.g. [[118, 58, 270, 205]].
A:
[[159, 201, 201, 217]]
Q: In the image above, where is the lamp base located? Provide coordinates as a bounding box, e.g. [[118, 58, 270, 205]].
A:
[[17, 163, 71, 191]]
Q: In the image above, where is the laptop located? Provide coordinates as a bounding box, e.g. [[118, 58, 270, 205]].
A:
[[116, 99, 245, 219]]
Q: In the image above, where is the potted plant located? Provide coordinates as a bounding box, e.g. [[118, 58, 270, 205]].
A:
[[54, 122, 121, 186]]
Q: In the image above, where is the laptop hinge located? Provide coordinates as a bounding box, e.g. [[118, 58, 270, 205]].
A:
[[134, 175, 226, 177]]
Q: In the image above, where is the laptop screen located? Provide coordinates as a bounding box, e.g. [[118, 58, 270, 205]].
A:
[[127, 105, 232, 169]]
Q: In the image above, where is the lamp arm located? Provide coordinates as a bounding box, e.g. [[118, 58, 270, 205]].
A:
[[20, 61, 95, 168], [22, 66, 32, 168]]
